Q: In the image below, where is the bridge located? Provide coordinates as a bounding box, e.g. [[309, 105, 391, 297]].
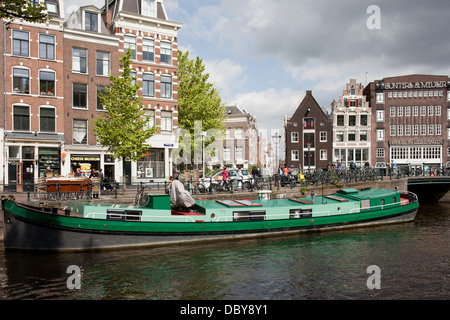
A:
[[407, 176, 450, 202]]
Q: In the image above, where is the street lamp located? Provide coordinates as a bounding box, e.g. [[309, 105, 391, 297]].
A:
[[272, 132, 282, 173], [201, 131, 207, 178]]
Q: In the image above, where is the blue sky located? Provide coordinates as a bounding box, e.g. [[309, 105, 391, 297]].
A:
[[65, 0, 450, 140]]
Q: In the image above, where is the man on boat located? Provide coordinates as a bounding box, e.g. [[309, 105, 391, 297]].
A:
[[169, 175, 195, 212]]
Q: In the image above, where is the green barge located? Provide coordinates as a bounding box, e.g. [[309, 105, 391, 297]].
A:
[[1, 188, 419, 251]]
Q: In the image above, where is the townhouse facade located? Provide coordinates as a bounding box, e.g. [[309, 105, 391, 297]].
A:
[[1, 0, 182, 190], [208, 105, 259, 170], [284, 90, 332, 173], [364, 74, 450, 170], [331, 79, 371, 168], [1, 0, 65, 191]]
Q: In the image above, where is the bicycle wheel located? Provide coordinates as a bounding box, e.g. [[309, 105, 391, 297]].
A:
[[138, 193, 150, 207]]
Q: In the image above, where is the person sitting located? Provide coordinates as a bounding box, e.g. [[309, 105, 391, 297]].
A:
[[169, 175, 195, 212], [74, 168, 82, 177]]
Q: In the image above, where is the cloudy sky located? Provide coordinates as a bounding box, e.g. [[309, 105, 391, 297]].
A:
[[64, 0, 450, 140]]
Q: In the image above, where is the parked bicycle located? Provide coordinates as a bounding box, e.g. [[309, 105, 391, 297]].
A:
[[133, 184, 152, 207]]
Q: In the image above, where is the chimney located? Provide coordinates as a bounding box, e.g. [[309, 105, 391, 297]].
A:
[[103, 0, 112, 26], [306, 90, 312, 95]]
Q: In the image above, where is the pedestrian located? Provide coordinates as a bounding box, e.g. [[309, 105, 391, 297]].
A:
[[221, 167, 229, 188], [237, 167, 243, 190]]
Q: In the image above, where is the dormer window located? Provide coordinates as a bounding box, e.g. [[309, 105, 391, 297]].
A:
[[46, 2, 57, 14], [142, 0, 156, 17], [85, 12, 98, 32]]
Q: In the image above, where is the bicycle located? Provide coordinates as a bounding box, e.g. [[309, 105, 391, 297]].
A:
[[133, 184, 152, 207]]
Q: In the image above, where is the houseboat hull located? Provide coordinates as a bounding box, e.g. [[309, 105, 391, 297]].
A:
[[2, 190, 419, 252]]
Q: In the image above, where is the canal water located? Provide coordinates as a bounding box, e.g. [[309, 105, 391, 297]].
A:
[[0, 202, 449, 301]]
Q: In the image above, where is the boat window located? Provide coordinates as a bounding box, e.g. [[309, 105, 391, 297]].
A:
[[393, 197, 397, 204], [361, 199, 370, 210], [290, 208, 312, 219], [380, 199, 385, 206], [125, 210, 142, 221], [107, 209, 142, 221], [233, 210, 266, 222]]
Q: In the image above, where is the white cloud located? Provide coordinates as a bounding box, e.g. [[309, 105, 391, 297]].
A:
[[204, 59, 247, 100]]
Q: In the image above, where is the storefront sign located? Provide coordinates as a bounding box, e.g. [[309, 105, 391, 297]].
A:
[[390, 139, 444, 145], [384, 81, 448, 90], [71, 155, 101, 162]]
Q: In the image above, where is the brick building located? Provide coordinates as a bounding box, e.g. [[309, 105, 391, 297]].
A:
[[63, 4, 120, 182], [1, 0, 65, 191], [331, 79, 371, 168], [364, 74, 450, 171], [284, 90, 332, 172], [105, 0, 182, 183]]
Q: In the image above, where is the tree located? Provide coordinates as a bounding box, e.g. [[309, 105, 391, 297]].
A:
[[0, 0, 48, 25], [176, 50, 225, 168], [94, 49, 157, 192]]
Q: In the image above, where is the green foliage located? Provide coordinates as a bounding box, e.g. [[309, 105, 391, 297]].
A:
[[94, 49, 157, 183], [177, 50, 225, 164], [0, 0, 48, 24]]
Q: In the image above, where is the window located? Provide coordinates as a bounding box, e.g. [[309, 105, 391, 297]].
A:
[[161, 111, 172, 132], [145, 110, 155, 129], [348, 131, 356, 141], [73, 48, 87, 73], [405, 106, 411, 116], [376, 110, 384, 122], [420, 124, 426, 136], [46, 2, 57, 14], [376, 92, 384, 103], [73, 120, 87, 144], [448, 107, 450, 120], [235, 146, 244, 161], [428, 106, 433, 116], [436, 124, 441, 136], [13, 68, 29, 94], [142, 0, 156, 17], [85, 12, 98, 32], [436, 105, 441, 116], [304, 118, 315, 129], [39, 34, 55, 60], [224, 146, 231, 161], [336, 131, 344, 142], [405, 125, 411, 136], [130, 70, 137, 86], [291, 132, 299, 143], [376, 148, 385, 158], [124, 34, 136, 59], [160, 75, 172, 98], [360, 130, 368, 141], [320, 131, 327, 142], [235, 128, 244, 139], [39, 107, 55, 133], [398, 125, 403, 136], [398, 106, 403, 117], [360, 114, 368, 126], [390, 125, 396, 136], [413, 106, 418, 116], [160, 41, 172, 64], [428, 124, 434, 135], [413, 125, 418, 136], [420, 106, 426, 116], [96, 51, 110, 76], [291, 150, 299, 161], [96, 85, 108, 110], [13, 105, 30, 131], [390, 107, 395, 117], [39, 71, 55, 96], [350, 88, 356, 95], [337, 115, 344, 126], [303, 132, 315, 148], [376, 129, 384, 141], [320, 150, 327, 161], [12, 30, 29, 56], [142, 38, 155, 61], [348, 115, 356, 126], [73, 83, 88, 108], [143, 73, 155, 97]]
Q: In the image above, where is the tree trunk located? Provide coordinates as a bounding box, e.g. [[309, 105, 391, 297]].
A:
[[122, 156, 127, 194]]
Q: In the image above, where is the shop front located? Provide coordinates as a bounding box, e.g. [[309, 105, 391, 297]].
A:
[[70, 154, 101, 176]]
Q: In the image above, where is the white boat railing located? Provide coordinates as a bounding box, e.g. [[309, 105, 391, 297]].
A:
[[349, 191, 418, 214], [83, 212, 197, 223]]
